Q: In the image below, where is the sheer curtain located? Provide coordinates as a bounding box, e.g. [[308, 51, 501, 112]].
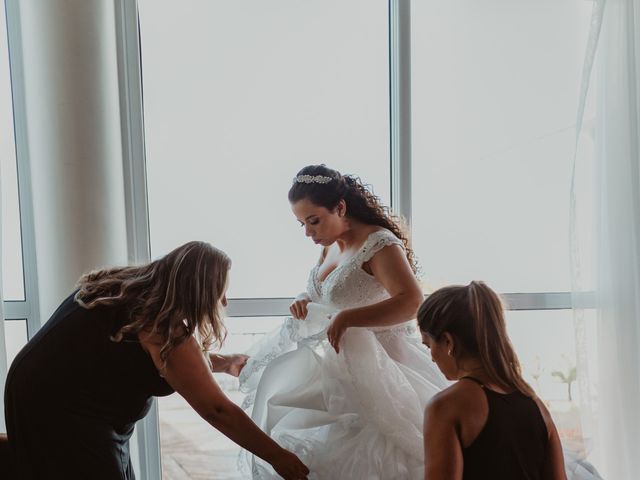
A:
[[0, 171, 7, 433], [572, 0, 640, 478]]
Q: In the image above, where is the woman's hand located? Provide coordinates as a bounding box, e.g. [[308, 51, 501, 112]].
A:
[[326, 311, 351, 354], [210, 353, 249, 377], [270, 448, 310, 480], [222, 354, 249, 377], [289, 293, 311, 320]]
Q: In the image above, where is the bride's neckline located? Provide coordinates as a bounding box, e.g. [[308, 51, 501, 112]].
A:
[[314, 229, 386, 286]]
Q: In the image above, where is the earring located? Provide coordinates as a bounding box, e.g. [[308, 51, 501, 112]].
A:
[[447, 349, 452, 356]]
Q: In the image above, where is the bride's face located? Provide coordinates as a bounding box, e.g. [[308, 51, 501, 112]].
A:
[[291, 198, 347, 247]]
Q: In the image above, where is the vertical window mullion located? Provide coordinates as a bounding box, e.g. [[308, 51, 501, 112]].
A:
[[389, 0, 412, 227], [5, 0, 40, 337]]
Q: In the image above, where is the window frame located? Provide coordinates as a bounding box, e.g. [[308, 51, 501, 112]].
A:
[[3, 0, 40, 337], [110, 0, 595, 477]]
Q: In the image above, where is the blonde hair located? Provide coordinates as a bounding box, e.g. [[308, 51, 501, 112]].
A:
[[417, 281, 535, 397], [75, 241, 230, 365]]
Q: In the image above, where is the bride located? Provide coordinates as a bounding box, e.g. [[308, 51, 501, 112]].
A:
[[239, 164, 447, 479]]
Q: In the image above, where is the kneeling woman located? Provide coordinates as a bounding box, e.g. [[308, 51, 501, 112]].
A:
[[418, 281, 566, 480]]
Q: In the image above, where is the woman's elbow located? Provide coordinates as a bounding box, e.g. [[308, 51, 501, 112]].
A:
[[202, 399, 239, 426]]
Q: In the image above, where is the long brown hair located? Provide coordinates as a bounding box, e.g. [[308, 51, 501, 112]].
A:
[[417, 281, 535, 397], [75, 241, 230, 365], [288, 164, 418, 273]]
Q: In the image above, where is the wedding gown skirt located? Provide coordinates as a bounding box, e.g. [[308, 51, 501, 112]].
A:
[[239, 303, 448, 479]]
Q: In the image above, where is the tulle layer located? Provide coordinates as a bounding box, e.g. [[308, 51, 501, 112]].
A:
[[238, 304, 446, 479]]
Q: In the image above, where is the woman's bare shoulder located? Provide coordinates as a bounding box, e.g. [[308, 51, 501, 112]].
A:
[[426, 380, 487, 419]]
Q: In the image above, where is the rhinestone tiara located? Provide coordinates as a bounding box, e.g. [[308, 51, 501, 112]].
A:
[[294, 174, 333, 184]]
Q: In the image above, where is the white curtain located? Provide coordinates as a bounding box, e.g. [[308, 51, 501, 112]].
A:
[[0, 162, 7, 433], [572, 0, 640, 478], [0, 0, 9, 434]]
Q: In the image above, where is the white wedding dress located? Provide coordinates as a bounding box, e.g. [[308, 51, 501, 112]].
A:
[[238, 229, 603, 480]]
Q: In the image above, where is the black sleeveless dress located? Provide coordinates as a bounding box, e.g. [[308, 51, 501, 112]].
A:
[[4, 292, 175, 480], [461, 377, 549, 480]]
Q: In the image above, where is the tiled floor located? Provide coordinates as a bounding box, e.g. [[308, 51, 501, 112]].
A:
[[159, 389, 246, 480]]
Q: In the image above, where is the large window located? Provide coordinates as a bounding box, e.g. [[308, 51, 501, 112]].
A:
[[133, 0, 600, 477], [138, 2, 390, 477], [411, 0, 593, 293]]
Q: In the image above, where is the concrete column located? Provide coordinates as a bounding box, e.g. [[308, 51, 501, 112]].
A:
[[17, 0, 128, 321]]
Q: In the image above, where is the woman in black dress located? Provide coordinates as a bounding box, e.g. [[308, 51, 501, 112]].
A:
[[417, 281, 567, 480], [4, 241, 309, 480]]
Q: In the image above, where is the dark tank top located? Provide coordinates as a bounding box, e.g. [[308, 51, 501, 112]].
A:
[[461, 376, 549, 480]]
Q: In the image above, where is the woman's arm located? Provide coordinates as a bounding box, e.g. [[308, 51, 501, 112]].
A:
[[327, 244, 423, 351], [142, 334, 309, 480], [535, 398, 568, 480], [424, 392, 464, 480]]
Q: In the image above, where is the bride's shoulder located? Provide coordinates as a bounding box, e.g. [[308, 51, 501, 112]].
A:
[[364, 228, 403, 250], [362, 226, 394, 241], [357, 229, 405, 270]]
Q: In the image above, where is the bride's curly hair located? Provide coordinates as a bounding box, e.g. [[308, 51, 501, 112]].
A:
[[288, 164, 418, 274], [75, 241, 230, 366]]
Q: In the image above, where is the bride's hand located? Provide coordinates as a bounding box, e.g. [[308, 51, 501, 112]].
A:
[[289, 294, 311, 320], [327, 311, 351, 354]]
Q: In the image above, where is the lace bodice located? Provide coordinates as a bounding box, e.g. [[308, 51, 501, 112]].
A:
[[306, 229, 404, 310]]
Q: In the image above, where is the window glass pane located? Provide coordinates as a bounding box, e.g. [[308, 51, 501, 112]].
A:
[[5, 319, 28, 367], [411, 0, 593, 292], [158, 316, 284, 479], [0, 5, 25, 301], [139, 0, 390, 298], [507, 309, 598, 459]]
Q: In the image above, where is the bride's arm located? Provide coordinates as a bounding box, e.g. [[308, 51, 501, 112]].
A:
[[351, 243, 423, 326], [327, 244, 423, 349]]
